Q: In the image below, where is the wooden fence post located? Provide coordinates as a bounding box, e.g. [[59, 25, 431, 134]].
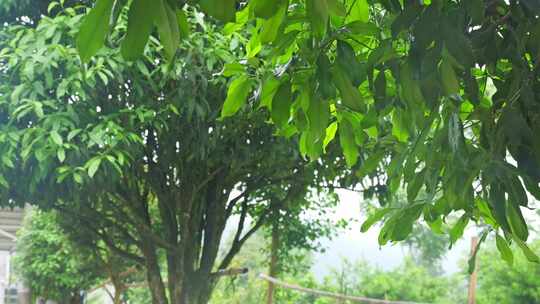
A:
[[266, 218, 279, 304], [467, 236, 479, 304]]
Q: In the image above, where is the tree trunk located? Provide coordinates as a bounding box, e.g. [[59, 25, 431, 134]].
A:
[[68, 290, 81, 304], [266, 219, 279, 304], [141, 238, 168, 304]]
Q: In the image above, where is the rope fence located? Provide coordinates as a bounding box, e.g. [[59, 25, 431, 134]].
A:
[[88, 267, 426, 304], [258, 273, 425, 304]]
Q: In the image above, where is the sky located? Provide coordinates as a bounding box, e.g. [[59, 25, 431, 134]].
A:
[[310, 188, 540, 280], [310, 189, 475, 279]]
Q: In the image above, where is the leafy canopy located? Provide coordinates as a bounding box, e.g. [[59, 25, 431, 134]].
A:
[[0, 5, 350, 303], [19, 0, 540, 262]]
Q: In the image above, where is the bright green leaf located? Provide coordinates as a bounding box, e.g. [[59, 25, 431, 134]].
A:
[[87, 158, 102, 178], [51, 131, 63, 146], [221, 75, 253, 118]]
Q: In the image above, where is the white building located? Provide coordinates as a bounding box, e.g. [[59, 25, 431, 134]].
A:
[[0, 208, 25, 304]]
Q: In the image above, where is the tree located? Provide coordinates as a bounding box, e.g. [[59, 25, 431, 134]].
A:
[[210, 231, 321, 304], [473, 238, 540, 304], [73, 0, 540, 262], [318, 257, 464, 304], [13, 210, 103, 303], [0, 6, 346, 304]]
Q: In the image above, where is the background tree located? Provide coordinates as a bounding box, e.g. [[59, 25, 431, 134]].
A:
[[13, 210, 103, 304], [0, 5, 348, 304], [73, 0, 540, 262], [473, 238, 540, 304]]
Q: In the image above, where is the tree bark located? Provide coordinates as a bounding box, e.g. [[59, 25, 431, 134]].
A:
[[266, 218, 280, 304], [140, 237, 168, 304]]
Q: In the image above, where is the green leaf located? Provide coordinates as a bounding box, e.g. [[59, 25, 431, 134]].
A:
[[317, 55, 336, 99], [327, 0, 346, 16], [495, 234, 514, 266], [356, 150, 384, 178], [177, 10, 190, 38], [440, 57, 460, 96], [73, 172, 83, 184], [306, 94, 330, 139], [361, 208, 392, 232], [121, 0, 155, 60], [260, 3, 286, 43], [307, 0, 329, 39], [221, 75, 253, 118], [57, 148, 66, 163], [391, 3, 421, 37], [468, 231, 488, 274], [199, 0, 236, 22], [259, 76, 281, 109], [271, 81, 293, 127], [400, 61, 425, 105], [323, 122, 338, 151], [506, 203, 529, 241], [513, 237, 540, 263], [222, 62, 246, 77], [87, 158, 102, 178], [76, 0, 114, 63], [346, 0, 369, 23], [252, 0, 284, 19], [345, 21, 379, 36], [51, 131, 63, 146], [384, 204, 424, 242], [339, 119, 358, 167], [155, 0, 180, 60], [391, 109, 409, 142], [466, 0, 485, 25], [407, 168, 425, 202], [331, 65, 364, 111], [450, 214, 469, 246], [67, 129, 82, 141]]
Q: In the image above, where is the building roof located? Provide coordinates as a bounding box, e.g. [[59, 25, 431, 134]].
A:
[[0, 209, 24, 252]]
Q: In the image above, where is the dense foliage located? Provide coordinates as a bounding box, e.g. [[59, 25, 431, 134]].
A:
[[72, 0, 540, 263], [0, 5, 346, 303], [13, 210, 102, 303], [475, 239, 540, 304]]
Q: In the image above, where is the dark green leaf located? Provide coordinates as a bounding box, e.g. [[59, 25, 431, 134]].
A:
[[199, 0, 236, 22], [332, 65, 364, 111], [252, 0, 283, 19], [260, 3, 286, 43], [76, 0, 114, 63], [450, 214, 469, 246], [307, 0, 329, 39], [506, 202, 528, 241], [339, 119, 359, 167], [514, 237, 540, 263], [440, 57, 460, 96], [121, 0, 155, 60], [155, 0, 180, 60], [495, 234, 514, 266], [271, 81, 293, 127]]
